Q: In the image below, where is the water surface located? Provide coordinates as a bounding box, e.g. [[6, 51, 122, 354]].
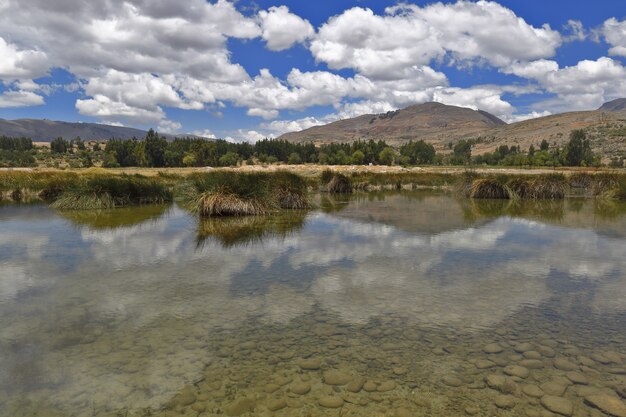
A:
[[1, 192, 625, 417]]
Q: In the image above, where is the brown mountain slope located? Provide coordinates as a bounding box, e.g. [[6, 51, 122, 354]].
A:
[[472, 110, 626, 160], [279, 101, 626, 160], [278, 102, 506, 145]]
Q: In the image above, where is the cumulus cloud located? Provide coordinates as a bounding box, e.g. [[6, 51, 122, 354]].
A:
[[0, 36, 48, 81], [563, 20, 586, 42], [190, 129, 217, 139], [599, 18, 626, 57], [0, 90, 45, 107], [258, 6, 315, 51], [311, 1, 561, 78]]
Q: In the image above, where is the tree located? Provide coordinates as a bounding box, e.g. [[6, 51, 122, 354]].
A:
[[50, 137, 69, 153], [351, 150, 365, 164], [565, 129, 593, 166], [378, 147, 396, 165], [540, 139, 549, 151], [144, 129, 168, 167], [219, 151, 239, 166], [452, 140, 472, 164], [287, 152, 302, 164]]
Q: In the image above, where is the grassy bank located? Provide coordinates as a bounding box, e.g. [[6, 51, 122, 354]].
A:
[[3, 168, 626, 211], [0, 170, 172, 209]]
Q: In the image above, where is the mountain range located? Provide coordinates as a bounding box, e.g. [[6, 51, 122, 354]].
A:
[[0, 119, 201, 142], [278, 99, 626, 159], [2, 99, 626, 159]]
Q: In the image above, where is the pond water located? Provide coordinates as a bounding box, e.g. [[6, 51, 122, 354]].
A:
[[1, 192, 626, 417]]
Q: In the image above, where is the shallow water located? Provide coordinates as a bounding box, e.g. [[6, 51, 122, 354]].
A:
[[1, 192, 626, 417]]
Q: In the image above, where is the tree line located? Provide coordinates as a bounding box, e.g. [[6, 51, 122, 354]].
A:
[[0, 128, 606, 168]]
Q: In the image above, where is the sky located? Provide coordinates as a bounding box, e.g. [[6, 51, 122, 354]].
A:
[[0, 0, 625, 142]]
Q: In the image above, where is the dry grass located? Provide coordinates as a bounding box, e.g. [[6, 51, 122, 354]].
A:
[[197, 190, 270, 216]]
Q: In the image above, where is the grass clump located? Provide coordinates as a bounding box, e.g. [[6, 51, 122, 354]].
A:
[[460, 173, 567, 200], [467, 178, 514, 199], [320, 170, 352, 194], [180, 171, 310, 216], [50, 175, 171, 210]]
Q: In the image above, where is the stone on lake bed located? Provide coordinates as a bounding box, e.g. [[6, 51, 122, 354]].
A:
[[319, 396, 344, 408], [298, 358, 321, 370], [442, 376, 464, 387], [484, 343, 504, 354], [323, 370, 351, 385], [346, 377, 365, 393], [264, 384, 280, 394], [377, 380, 397, 392], [519, 359, 544, 369], [522, 384, 544, 398], [485, 375, 519, 395], [584, 394, 626, 417], [541, 395, 573, 416], [523, 351, 543, 360], [504, 365, 530, 379], [291, 382, 311, 395], [267, 398, 288, 412], [494, 395, 516, 409], [514, 343, 534, 353], [565, 371, 588, 385], [225, 398, 256, 416], [540, 381, 569, 397], [363, 381, 378, 392], [393, 366, 408, 375], [554, 358, 579, 371], [475, 359, 497, 369]]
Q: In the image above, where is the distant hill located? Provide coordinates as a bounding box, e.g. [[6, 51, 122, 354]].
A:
[[278, 102, 506, 145], [599, 98, 626, 112], [278, 100, 626, 160], [0, 119, 207, 142]]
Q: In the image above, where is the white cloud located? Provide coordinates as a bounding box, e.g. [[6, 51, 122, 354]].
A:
[[0, 90, 44, 107], [311, 2, 561, 79], [157, 119, 182, 134], [563, 20, 586, 42], [247, 108, 280, 120], [225, 129, 273, 143], [0, 36, 48, 81], [599, 18, 626, 57], [76, 94, 165, 124], [258, 6, 314, 51], [191, 129, 216, 139], [501, 110, 552, 124]]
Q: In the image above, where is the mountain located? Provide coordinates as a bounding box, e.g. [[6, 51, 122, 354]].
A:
[[0, 119, 204, 142], [599, 98, 626, 112], [279, 100, 626, 160], [278, 102, 506, 145]]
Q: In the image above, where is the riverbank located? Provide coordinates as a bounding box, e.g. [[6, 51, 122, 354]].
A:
[[2, 166, 626, 211]]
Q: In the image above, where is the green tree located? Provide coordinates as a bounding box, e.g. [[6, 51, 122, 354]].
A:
[[144, 129, 168, 167], [565, 129, 593, 166], [287, 152, 302, 164], [452, 140, 472, 165], [219, 151, 239, 166], [540, 139, 549, 151], [378, 147, 396, 165], [351, 150, 365, 164], [50, 137, 69, 153]]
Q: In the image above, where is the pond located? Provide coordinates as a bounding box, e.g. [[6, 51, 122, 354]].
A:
[[1, 191, 625, 417]]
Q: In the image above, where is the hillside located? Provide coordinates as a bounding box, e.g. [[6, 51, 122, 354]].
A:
[[279, 100, 626, 160], [0, 119, 197, 141], [278, 102, 506, 145]]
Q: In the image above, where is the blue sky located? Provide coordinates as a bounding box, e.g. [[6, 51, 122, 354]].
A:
[[0, 0, 625, 141]]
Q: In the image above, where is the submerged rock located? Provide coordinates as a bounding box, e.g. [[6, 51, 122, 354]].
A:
[[484, 343, 504, 354], [225, 397, 256, 416], [554, 358, 579, 371], [541, 395, 573, 416], [584, 394, 626, 417], [504, 365, 530, 379], [442, 376, 463, 387], [494, 395, 516, 409], [319, 396, 344, 408], [323, 370, 351, 385]]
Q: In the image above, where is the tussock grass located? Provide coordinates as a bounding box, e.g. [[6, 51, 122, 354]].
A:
[[468, 178, 514, 199], [461, 173, 567, 200], [320, 170, 352, 194], [180, 171, 310, 216], [56, 205, 169, 229]]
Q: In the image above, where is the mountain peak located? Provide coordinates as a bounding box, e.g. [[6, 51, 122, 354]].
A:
[[278, 102, 505, 145], [598, 98, 626, 112]]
